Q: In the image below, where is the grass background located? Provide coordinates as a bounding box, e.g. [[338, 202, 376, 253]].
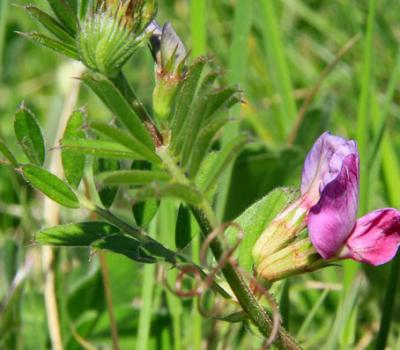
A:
[[1, 0, 400, 349]]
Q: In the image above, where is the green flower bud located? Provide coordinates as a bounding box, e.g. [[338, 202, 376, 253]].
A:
[[252, 198, 308, 265], [255, 238, 324, 282], [78, 0, 157, 77], [150, 21, 187, 120], [252, 197, 326, 282]]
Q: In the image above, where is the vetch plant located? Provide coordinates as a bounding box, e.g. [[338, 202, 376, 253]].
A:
[[1, 1, 399, 349]]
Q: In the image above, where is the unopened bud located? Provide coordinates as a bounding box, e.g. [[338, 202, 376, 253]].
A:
[[150, 21, 187, 120], [78, 0, 157, 77]]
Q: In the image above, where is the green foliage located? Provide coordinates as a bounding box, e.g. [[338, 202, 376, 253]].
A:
[[170, 57, 208, 150], [25, 6, 76, 45], [93, 158, 120, 208], [81, 72, 154, 149], [61, 109, 86, 188], [36, 222, 120, 246], [19, 31, 79, 59], [201, 134, 248, 193], [91, 122, 160, 164], [133, 183, 204, 206], [61, 139, 141, 159], [22, 164, 80, 208], [98, 169, 171, 186], [230, 187, 298, 271], [132, 199, 159, 227], [175, 204, 192, 250], [14, 105, 45, 166], [0, 140, 18, 167]]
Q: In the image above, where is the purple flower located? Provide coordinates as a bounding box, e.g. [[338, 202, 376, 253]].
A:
[[301, 132, 400, 265]]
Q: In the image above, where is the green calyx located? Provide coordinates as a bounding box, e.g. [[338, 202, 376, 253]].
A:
[[78, 1, 157, 77], [151, 22, 187, 120]]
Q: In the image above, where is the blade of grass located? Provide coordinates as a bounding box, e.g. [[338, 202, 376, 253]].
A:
[[136, 220, 157, 350], [368, 48, 400, 167], [375, 132, 400, 350], [99, 253, 120, 350], [325, 277, 362, 350], [260, 0, 297, 140], [341, 0, 376, 347], [296, 289, 330, 340], [159, 199, 182, 350], [190, 3, 207, 347], [215, 1, 253, 220], [0, 0, 9, 81], [190, 0, 206, 57], [356, 0, 376, 215]]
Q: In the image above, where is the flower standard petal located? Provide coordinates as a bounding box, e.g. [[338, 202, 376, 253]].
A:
[[301, 132, 358, 204], [342, 209, 400, 265], [307, 153, 359, 259]]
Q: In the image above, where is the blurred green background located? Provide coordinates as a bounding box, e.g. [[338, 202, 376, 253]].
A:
[[1, 0, 400, 349]]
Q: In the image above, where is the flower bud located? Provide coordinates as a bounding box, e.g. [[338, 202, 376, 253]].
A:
[[255, 238, 324, 282], [150, 21, 187, 120], [78, 0, 157, 77]]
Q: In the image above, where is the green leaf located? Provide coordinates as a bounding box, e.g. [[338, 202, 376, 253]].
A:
[[98, 170, 170, 186], [181, 72, 219, 165], [132, 199, 159, 227], [36, 222, 120, 246], [62, 139, 140, 159], [14, 105, 45, 166], [91, 122, 160, 164], [93, 158, 120, 208], [175, 204, 192, 250], [171, 57, 208, 148], [46, 0, 78, 35], [203, 86, 240, 122], [25, 6, 75, 45], [61, 110, 86, 188], [18, 31, 79, 59], [188, 115, 229, 177], [201, 134, 248, 193], [133, 183, 204, 206], [81, 72, 154, 149], [22, 164, 79, 208], [226, 187, 297, 271], [93, 235, 156, 263], [0, 140, 19, 167]]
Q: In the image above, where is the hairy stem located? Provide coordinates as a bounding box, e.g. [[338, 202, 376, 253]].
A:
[[157, 146, 300, 349]]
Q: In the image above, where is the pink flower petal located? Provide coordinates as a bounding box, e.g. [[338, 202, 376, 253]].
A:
[[342, 209, 400, 265], [307, 154, 359, 259]]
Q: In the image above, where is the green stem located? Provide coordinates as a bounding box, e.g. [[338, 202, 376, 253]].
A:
[[157, 146, 300, 349]]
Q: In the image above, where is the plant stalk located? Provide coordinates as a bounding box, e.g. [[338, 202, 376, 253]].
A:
[[157, 146, 300, 349]]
